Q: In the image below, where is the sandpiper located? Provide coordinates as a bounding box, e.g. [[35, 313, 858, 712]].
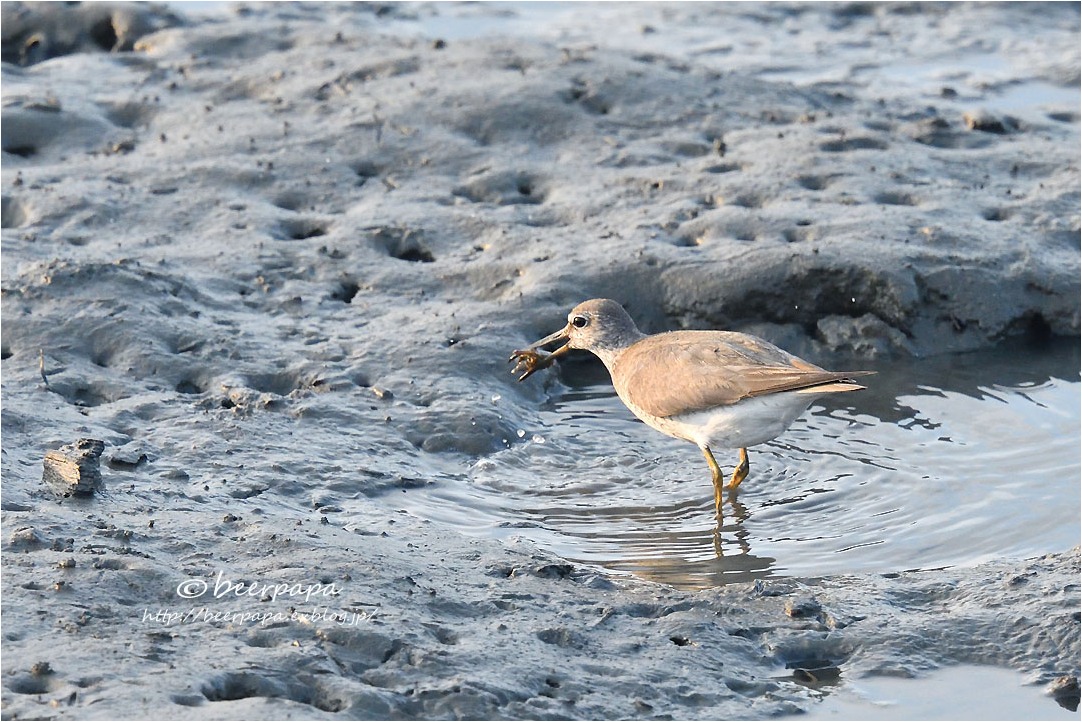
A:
[[510, 299, 873, 516]]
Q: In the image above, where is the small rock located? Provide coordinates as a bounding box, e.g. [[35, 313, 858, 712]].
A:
[[50, 537, 74, 552], [1048, 675, 1080, 712], [532, 563, 574, 580], [784, 596, 822, 618], [754, 578, 796, 597], [108, 443, 149, 469], [963, 109, 1019, 134], [42, 439, 104, 496], [30, 661, 52, 676], [8, 526, 45, 550]]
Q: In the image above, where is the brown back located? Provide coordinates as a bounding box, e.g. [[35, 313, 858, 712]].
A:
[[612, 330, 868, 418]]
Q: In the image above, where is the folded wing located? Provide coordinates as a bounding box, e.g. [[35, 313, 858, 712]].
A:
[[612, 331, 872, 419]]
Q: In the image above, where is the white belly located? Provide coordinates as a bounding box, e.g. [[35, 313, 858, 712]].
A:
[[619, 390, 816, 450]]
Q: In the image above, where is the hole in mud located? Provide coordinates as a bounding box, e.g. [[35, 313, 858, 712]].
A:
[[669, 635, 692, 646], [729, 194, 762, 209], [171, 694, 204, 707], [1047, 111, 1079, 123], [982, 207, 1010, 222], [71, 387, 109, 407], [176, 379, 204, 395], [452, 171, 545, 206], [22, 35, 43, 64], [291, 226, 326, 240], [704, 162, 740, 174], [874, 191, 917, 206], [583, 98, 610, 115], [277, 219, 328, 241], [783, 228, 810, 243], [394, 247, 435, 263], [201, 672, 279, 703], [1, 196, 28, 228], [820, 137, 888, 152], [1, 347, 11, 360], [244, 371, 301, 395], [245, 631, 279, 648], [272, 193, 305, 212], [790, 663, 843, 686], [1022, 313, 1053, 345], [88, 17, 118, 51], [330, 280, 359, 303], [370, 226, 435, 263], [797, 175, 831, 190], [8, 676, 49, 695], [104, 101, 155, 129], [562, 85, 610, 115], [673, 235, 704, 248], [4, 145, 37, 158], [352, 160, 379, 179]]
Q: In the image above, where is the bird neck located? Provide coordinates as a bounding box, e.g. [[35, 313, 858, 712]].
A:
[[588, 331, 644, 372]]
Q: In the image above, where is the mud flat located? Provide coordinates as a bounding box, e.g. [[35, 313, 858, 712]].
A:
[[1, 2, 1079, 719]]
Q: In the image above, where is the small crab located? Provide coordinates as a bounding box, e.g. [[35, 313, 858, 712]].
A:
[[508, 347, 558, 381], [508, 320, 575, 381]]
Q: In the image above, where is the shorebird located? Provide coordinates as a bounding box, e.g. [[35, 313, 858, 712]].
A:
[[510, 299, 873, 516]]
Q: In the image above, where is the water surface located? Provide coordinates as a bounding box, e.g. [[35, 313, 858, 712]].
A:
[[398, 340, 1079, 589], [789, 665, 1077, 721]]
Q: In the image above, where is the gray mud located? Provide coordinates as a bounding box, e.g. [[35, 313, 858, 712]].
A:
[[1, 2, 1079, 720]]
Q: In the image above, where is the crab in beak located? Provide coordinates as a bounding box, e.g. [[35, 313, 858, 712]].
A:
[[508, 323, 573, 381]]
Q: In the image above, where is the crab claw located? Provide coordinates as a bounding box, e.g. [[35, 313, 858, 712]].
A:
[[508, 325, 573, 381]]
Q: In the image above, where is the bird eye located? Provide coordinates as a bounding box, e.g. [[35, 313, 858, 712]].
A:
[[571, 315, 589, 329]]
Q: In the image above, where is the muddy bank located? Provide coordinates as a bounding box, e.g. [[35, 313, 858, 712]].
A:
[[1, 2, 1079, 719]]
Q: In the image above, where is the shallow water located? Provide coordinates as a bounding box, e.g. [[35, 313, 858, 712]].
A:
[[396, 340, 1079, 589], [788, 665, 1077, 721]]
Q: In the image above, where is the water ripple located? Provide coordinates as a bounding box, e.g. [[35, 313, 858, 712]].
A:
[[393, 341, 1080, 589]]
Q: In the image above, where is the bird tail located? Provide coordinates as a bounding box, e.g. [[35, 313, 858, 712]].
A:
[[794, 371, 875, 394], [797, 381, 866, 394]]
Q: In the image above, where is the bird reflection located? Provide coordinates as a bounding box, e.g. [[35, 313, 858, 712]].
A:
[[713, 489, 751, 559], [606, 485, 779, 590]]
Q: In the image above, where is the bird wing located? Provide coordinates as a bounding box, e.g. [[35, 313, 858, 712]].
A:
[[612, 331, 868, 419]]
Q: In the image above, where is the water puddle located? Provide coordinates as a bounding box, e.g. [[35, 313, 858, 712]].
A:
[[762, 52, 1080, 122], [788, 665, 1077, 721], [395, 340, 1079, 590]]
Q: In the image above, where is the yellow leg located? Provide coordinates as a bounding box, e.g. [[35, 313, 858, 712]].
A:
[[728, 447, 749, 490], [700, 446, 725, 518]]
